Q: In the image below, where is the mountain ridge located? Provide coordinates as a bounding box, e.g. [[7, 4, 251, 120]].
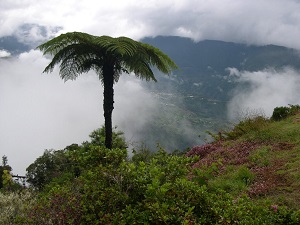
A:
[[2, 35, 300, 150], [137, 36, 300, 150]]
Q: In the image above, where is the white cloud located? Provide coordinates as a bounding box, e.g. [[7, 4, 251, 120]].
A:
[[1, 0, 300, 49], [0, 50, 157, 174], [1, 0, 300, 174], [114, 75, 157, 142], [0, 50, 11, 57], [227, 67, 300, 120]]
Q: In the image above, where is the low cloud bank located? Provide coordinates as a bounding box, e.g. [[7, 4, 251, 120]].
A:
[[227, 67, 300, 120], [114, 75, 158, 145], [0, 51, 158, 174]]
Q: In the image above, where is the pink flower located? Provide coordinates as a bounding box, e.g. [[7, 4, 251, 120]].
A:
[[271, 205, 278, 213]]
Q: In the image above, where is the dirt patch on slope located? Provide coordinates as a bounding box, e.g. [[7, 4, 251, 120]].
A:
[[186, 140, 294, 197]]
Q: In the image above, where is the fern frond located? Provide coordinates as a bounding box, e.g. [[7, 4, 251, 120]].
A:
[[37, 32, 178, 82], [141, 43, 178, 73]]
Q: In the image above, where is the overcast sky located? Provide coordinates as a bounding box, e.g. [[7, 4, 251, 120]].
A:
[[1, 0, 300, 174], [1, 0, 300, 49]]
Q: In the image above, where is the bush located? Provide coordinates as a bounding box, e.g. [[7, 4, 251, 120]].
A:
[[224, 116, 269, 140], [27, 182, 83, 225], [0, 190, 36, 224], [271, 104, 300, 121], [20, 148, 300, 224], [26, 126, 128, 190], [271, 106, 291, 121]]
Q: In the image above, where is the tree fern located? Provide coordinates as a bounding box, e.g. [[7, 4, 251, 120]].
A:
[[37, 32, 178, 149]]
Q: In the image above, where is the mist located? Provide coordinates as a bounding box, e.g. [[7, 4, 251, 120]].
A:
[[227, 67, 300, 120], [2, 0, 300, 50], [0, 50, 158, 174]]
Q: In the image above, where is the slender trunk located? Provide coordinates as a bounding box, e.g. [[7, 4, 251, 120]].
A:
[[103, 63, 114, 149]]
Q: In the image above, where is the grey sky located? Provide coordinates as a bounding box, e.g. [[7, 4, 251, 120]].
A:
[[1, 0, 300, 49], [1, 0, 300, 174]]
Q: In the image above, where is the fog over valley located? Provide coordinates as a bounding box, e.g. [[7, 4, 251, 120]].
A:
[[1, 0, 300, 174]]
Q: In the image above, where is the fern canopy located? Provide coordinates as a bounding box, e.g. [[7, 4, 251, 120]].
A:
[[37, 32, 178, 82], [37, 32, 178, 149]]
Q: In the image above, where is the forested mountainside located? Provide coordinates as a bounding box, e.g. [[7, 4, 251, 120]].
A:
[[139, 36, 300, 149], [1, 35, 300, 150]]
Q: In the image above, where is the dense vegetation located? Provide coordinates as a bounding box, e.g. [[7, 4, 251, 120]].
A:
[[1, 106, 300, 224], [0, 156, 11, 189]]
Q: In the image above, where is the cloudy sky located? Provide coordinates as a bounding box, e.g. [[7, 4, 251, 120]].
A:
[[1, 0, 300, 174], [1, 0, 300, 48]]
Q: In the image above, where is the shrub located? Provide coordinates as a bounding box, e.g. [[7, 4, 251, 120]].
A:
[[131, 143, 155, 164], [26, 127, 128, 190], [224, 116, 269, 140], [27, 182, 83, 225], [271, 104, 300, 121], [272, 106, 291, 121], [0, 190, 36, 224], [20, 147, 300, 224]]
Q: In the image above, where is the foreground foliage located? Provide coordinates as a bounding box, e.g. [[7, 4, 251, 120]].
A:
[[19, 146, 299, 224], [26, 126, 127, 190], [0, 190, 36, 224], [3, 106, 300, 224], [188, 107, 300, 210]]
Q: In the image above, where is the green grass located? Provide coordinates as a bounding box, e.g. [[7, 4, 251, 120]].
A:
[[208, 165, 255, 195], [192, 113, 300, 210], [249, 146, 271, 167]]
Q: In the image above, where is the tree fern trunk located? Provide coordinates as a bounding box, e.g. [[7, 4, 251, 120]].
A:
[[103, 64, 114, 149]]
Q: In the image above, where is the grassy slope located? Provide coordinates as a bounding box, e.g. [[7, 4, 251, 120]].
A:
[[186, 113, 300, 209]]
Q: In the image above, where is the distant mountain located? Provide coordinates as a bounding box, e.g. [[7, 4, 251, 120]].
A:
[[0, 24, 61, 55], [143, 36, 300, 71], [0, 36, 30, 55], [2, 35, 300, 150], [139, 36, 300, 150], [142, 36, 300, 100]]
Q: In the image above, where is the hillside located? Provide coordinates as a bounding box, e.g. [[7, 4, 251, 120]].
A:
[[1, 107, 300, 224], [138, 36, 300, 150], [142, 36, 300, 101], [186, 108, 300, 209]]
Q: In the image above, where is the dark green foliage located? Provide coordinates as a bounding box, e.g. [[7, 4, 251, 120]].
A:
[[18, 110, 300, 224], [272, 106, 291, 121], [26, 149, 72, 190], [37, 33, 177, 82], [223, 116, 270, 140], [23, 147, 300, 224], [0, 156, 12, 189], [87, 126, 127, 149], [26, 127, 127, 190], [271, 104, 300, 121], [131, 143, 155, 164]]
